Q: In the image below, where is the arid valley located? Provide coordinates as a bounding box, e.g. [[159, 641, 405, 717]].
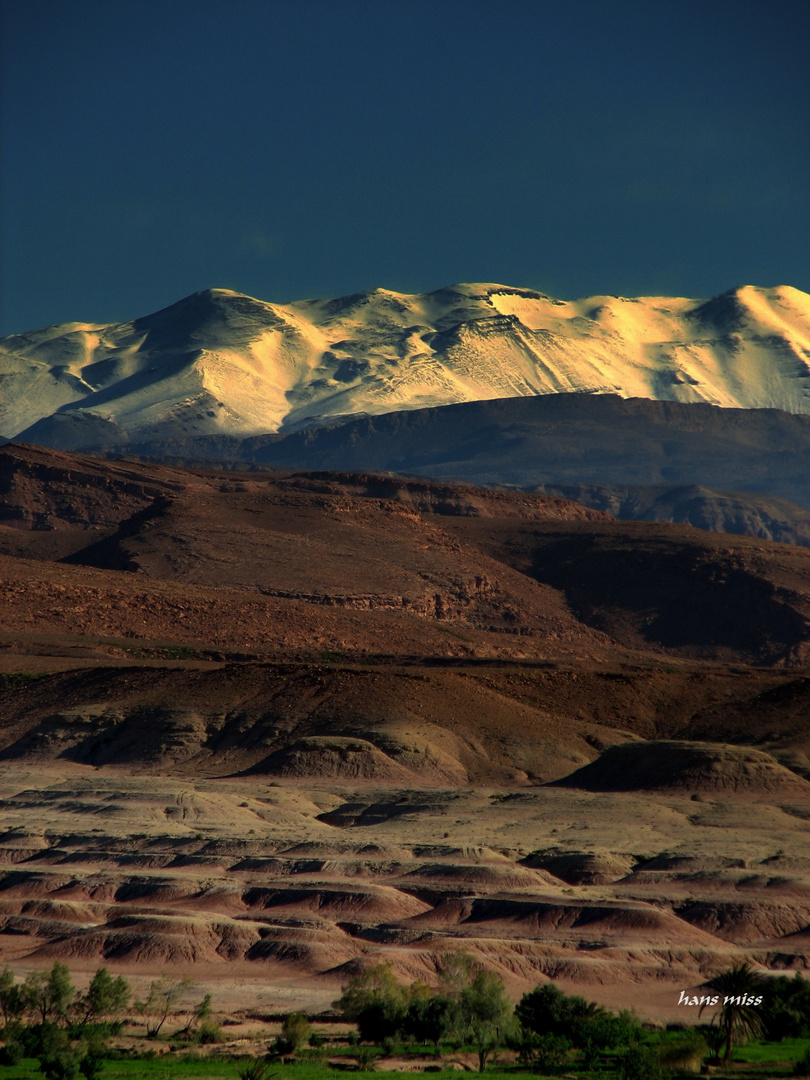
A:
[[1, 442, 810, 1028], [5, 0, 810, 1068]]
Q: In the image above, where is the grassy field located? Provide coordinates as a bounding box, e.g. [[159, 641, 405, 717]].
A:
[[2, 1063, 427, 1080], [733, 1037, 810, 1063], [2, 1044, 810, 1080]]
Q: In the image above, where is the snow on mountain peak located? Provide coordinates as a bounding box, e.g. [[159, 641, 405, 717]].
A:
[[2, 282, 810, 445]]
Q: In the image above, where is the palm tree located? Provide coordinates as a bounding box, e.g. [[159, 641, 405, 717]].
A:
[[699, 963, 764, 1062]]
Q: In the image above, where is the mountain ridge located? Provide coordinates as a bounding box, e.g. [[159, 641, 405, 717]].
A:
[[47, 393, 810, 504], [3, 281, 810, 445]]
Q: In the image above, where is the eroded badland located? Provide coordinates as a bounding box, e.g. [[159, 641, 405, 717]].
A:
[[1, 443, 809, 1022]]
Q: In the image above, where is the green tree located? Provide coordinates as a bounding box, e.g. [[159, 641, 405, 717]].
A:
[[28, 1023, 79, 1080], [0, 967, 24, 1026], [135, 973, 193, 1038], [700, 962, 765, 1062], [577, 1011, 641, 1067], [356, 997, 407, 1045], [76, 967, 130, 1028], [404, 995, 454, 1052], [760, 972, 810, 1040], [334, 963, 406, 1020], [459, 969, 513, 1073], [438, 951, 476, 998], [22, 962, 75, 1026], [2, 965, 113, 1080], [515, 982, 602, 1042], [515, 982, 639, 1067], [334, 963, 410, 1045]]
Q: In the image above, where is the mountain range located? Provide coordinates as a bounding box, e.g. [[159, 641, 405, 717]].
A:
[[3, 281, 810, 445], [5, 281, 810, 546]]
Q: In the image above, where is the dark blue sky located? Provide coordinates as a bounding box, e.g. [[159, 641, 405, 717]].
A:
[[2, 0, 808, 334]]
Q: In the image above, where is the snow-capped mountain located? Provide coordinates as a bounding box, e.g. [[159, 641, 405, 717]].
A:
[[2, 282, 810, 445]]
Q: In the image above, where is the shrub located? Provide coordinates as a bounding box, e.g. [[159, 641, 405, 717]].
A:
[[78, 1034, 106, 1080], [578, 1012, 641, 1066], [517, 1031, 571, 1071], [695, 1023, 725, 1063], [281, 1011, 311, 1050], [196, 1018, 224, 1044], [269, 1035, 294, 1056], [0, 1037, 22, 1066], [39, 1048, 80, 1080], [795, 1046, 810, 1078], [617, 1043, 663, 1080], [356, 1045, 377, 1070], [658, 1032, 708, 1075], [236, 1061, 274, 1080]]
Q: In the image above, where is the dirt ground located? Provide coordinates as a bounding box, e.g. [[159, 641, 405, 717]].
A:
[[2, 446, 810, 1024]]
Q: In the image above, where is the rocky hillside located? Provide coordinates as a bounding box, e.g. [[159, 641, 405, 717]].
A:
[[3, 446, 810, 1009]]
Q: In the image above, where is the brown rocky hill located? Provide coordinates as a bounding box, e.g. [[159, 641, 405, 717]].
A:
[[5, 442, 810, 764], [553, 741, 810, 795], [534, 482, 810, 548], [5, 441, 810, 667], [2, 443, 810, 1014]]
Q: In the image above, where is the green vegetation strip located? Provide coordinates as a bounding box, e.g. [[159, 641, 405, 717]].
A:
[[3, 959, 810, 1079]]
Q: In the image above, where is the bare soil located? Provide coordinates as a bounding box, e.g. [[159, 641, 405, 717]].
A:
[[1, 443, 810, 1023]]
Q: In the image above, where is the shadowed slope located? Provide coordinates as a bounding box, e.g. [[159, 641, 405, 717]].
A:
[[552, 741, 810, 795]]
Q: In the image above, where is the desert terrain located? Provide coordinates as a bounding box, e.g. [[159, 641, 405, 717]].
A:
[[1, 442, 810, 1024]]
